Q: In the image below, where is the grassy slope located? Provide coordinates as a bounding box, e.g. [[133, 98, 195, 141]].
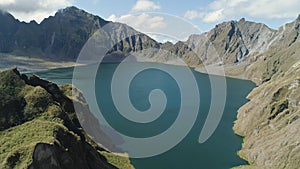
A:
[[0, 68, 134, 169], [232, 34, 300, 168]]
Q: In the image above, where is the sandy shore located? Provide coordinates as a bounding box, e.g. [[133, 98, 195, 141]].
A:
[[0, 53, 249, 82], [0, 53, 84, 73]]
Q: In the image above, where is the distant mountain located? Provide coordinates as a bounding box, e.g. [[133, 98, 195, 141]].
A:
[[0, 11, 20, 53], [186, 18, 276, 64], [0, 6, 281, 68], [0, 7, 156, 60], [185, 14, 300, 82], [0, 6, 297, 70], [0, 7, 200, 65], [0, 6, 300, 68]]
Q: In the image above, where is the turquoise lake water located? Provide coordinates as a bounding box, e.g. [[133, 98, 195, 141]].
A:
[[33, 63, 255, 169]]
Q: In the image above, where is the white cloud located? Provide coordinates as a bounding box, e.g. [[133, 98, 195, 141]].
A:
[[147, 34, 177, 43], [0, 0, 72, 23], [186, 0, 300, 23], [132, 0, 161, 12], [108, 13, 166, 31], [107, 13, 171, 42], [184, 10, 204, 20], [203, 9, 224, 22], [107, 14, 118, 22], [241, 0, 300, 19], [0, 0, 15, 5], [107, 12, 202, 42], [10, 11, 57, 23]]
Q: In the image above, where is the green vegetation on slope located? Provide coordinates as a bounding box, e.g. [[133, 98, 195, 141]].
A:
[[0, 68, 134, 169], [0, 119, 60, 168], [233, 19, 300, 169]]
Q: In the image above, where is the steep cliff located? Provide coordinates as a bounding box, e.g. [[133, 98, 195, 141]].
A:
[[0, 7, 158, 61], [186, 18, 275, 66], [232, 17, 300, 169], [0, 68, 133, 169]]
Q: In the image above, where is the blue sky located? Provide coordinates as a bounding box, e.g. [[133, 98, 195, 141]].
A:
[[1, 0, 300, 42]]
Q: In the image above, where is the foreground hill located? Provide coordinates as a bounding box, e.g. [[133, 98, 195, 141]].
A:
[[0, 68, 133, 169]]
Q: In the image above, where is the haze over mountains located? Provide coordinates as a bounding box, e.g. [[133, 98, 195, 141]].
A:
[[0, 6, 300, 169]]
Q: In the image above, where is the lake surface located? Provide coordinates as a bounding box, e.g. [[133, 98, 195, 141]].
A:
[[33, 63, 255, 169]]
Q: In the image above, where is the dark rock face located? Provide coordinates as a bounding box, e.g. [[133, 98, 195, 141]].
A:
[[0, 68, 129, 169], [184, 16, 300, 169], [0, 6, 299, 69], [232, 18, 300, 169], [0, 7, 108, 59], [186, 19, 276, 65], [0, 67, 29, 130], [30, 129, 116, 169], [0, 12, 20, 53], [0, 6, 274, 67], [0, 6, 284, 68], [0, 7, 159, 61]]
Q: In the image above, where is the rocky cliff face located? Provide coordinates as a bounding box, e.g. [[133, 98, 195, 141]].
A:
[[186, 18, 276, 65], [0, 6, 298, 70], [231, 17, 300, 169], [0, 68, 133, 169], [183, 15, 300, 169], [0, 6, 202, 66], [233, 63, 300, 169], [0, 6, 279, 68], [0, 7, 159, 61]]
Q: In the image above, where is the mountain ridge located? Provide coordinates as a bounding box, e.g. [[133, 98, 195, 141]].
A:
[[1, 6, 299, 74]]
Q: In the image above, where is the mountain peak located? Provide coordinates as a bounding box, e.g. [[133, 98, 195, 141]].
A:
[[53, 6, 108, 26], [55, 6, 93, 17], [59, 6, 81, 13], [239, 18, 246, 23]]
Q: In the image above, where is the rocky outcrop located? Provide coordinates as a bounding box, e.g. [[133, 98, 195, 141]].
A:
[[0, 6, 297, 70], [186, 19, 276, 66], [0, 68, 133, 169], [0, 7, 159, 61], [0, 6, 202, 67], [232, 19, 300, 169], [183, 14, 300, 169]]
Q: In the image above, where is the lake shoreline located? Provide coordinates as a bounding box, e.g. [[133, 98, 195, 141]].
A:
[[1, 59, 255, 168]]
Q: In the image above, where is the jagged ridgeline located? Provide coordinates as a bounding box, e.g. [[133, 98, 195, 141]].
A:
[[0, 5, 279, 67], [1, 6, 300, 71], [0, 6, 202, 66], [0, 7, 109, 59], [0, 6, 199, 65], [0, 68, 134, 169]]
